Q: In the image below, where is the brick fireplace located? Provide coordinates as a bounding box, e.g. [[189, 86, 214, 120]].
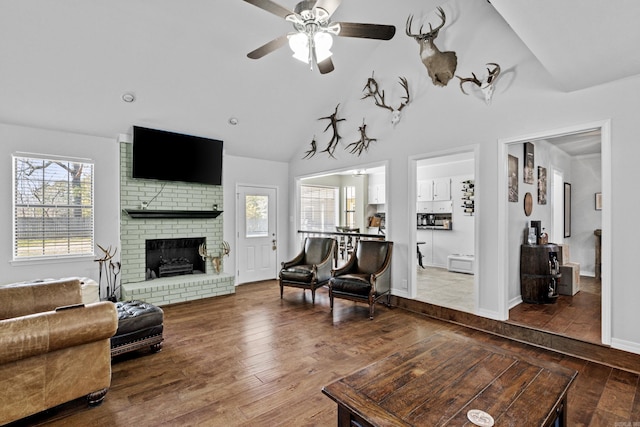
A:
[[119, 142, 234, 306], [145, 237, 205, 279]]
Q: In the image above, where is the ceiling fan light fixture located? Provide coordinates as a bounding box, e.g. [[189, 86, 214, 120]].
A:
[[289, 32, 310, 63], [314, 32, 333, 62]]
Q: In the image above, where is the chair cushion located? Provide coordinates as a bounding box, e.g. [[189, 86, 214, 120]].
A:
[[330, 274, 371, 296], [280, 265, 314, 283]]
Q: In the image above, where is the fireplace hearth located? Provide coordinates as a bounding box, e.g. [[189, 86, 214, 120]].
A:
[[146, 237, 205, 280]]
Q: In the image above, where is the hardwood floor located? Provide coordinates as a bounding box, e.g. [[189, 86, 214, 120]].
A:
[[509, 275, 602, 344], [12, 280, 640, 426]]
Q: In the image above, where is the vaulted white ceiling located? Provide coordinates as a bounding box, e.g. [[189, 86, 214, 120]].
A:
[[0, 0, 637, 162]]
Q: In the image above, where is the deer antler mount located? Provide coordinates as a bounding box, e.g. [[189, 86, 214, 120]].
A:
[[302, 136, 317, 159], [199, 241, 231, 274], [319, 104, 346, 158], [362, 73, 411, 126], [406, 6, 458, 86], [457, 63, 501, 104], [345, 120, 377, 157]]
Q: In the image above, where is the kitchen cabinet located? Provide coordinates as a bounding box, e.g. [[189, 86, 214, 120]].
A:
[[368, 173, 385, 204], [416, 179, 450, 201], [417, 180, 433, 201], [432, 178, 451, 201]]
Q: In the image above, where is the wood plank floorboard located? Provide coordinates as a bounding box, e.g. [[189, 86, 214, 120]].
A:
[[9, 280, 640, 427], [509, 276, 602, 344]]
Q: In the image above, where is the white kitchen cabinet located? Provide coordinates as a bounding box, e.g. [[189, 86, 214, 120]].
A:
[[432, 178, 451, 201], [368, 173, 386, 204], [417, 180, 433, 201], [416, 179, 450, 202]]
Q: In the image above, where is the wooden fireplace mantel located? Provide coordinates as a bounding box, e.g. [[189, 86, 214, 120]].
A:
[[124, 209, 222, 219]]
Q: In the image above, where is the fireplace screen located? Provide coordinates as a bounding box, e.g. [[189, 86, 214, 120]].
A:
[[145, 237, 206, 280]]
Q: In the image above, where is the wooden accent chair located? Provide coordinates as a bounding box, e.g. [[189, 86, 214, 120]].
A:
[[328, 240, 393, 319], [279, 237, 336, 304]]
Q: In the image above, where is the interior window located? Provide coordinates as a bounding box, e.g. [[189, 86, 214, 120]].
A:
[[300, 185, 338, 231], [344, 185, 356, 228], [13, 154, 94, 259]]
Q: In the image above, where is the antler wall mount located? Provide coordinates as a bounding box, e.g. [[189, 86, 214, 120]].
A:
[[362, 72, 410, 126], [345, 119, 377, 156], [457, 63, 501, 104], [318, 103, 345, 158], [406, 6, 458, 86]]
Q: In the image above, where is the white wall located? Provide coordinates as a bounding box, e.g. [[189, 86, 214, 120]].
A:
[[222, 155, 289, 284], [286, 0, 640, 353], [0, 123, 120, 284], [571, 154, 602, 275]]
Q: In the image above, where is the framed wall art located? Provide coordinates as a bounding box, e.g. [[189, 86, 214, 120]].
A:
[[523, 142, 534, 184], [537, 166, 547, 204], [508, 154, 518, 202]]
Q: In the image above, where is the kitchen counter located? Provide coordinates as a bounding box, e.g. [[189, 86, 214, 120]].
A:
[[417, 225, 452, 230]]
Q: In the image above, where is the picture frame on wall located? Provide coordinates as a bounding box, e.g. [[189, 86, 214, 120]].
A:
[[538, 166, 547, 204], [564, 182, 571, 237], [595, 192, 602, 210], [523, 142, 534, 184], [508, 154, 518, 202]]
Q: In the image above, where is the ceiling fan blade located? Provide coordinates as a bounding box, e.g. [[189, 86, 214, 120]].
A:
[[243, 0, 294, 19], [317, 57, 335, 74], [314, 0, 341, 17], [247, 34, 289, 59], [336, 22, 396, 40]]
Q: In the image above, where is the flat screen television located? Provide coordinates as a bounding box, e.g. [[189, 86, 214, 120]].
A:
[[132, 126, 223, 185]]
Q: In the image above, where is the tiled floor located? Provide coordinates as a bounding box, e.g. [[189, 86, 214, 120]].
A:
[[415, 266, 475, 313]]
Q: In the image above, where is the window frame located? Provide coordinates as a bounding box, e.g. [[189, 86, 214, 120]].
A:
[[12, 152, 95, 261]]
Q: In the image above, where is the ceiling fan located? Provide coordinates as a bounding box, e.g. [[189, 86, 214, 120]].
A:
[[243, 0, 396, 74]]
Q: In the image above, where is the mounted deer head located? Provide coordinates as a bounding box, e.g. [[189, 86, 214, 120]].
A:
[[362, 73, 410, 126], [406, 6, 457, 87], [457, 63, 501, 104]]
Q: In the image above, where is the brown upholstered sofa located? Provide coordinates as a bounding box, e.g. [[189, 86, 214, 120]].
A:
[[0, 278, 118, 425]]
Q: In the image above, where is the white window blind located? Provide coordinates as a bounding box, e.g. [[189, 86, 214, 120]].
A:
[[13, 154, 94, 259], [300, 185, 338, 231]]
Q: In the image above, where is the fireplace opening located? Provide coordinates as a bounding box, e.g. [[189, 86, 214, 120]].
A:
[[145, 237, 205, 280]]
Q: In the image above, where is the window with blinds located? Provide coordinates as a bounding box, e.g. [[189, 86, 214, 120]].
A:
[[13, 154, 94, 259], [300, 185, 338, 231]]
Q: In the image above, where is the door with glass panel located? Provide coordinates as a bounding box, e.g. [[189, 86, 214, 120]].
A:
[[237, 185, 277, 284]]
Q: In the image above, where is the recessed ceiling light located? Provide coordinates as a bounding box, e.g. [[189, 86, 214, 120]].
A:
[[228, 117, 239, 125], [122, 92, 136, 103]]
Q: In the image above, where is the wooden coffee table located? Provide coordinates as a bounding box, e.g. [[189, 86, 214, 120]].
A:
[[322, 332, 577, 426]]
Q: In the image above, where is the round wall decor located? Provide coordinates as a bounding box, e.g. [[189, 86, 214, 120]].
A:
[[524, 192, 533, 216]]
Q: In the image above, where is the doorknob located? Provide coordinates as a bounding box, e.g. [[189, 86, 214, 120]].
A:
[[272, 238, 277, 251]]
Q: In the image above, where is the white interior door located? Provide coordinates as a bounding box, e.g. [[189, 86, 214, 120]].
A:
[[236, 185, 277, 284]]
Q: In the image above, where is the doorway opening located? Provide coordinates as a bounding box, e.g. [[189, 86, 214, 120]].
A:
[[499, 121, 610, 345], [410, 148, 478, 314]]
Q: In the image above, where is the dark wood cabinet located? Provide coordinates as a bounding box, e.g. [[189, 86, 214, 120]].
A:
[[520, 244, 561, 304]]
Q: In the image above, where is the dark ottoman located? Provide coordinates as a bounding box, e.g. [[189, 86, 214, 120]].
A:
[[111, 300, 164, 357]]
